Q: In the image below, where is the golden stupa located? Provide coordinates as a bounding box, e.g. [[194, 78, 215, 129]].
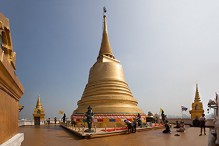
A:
[[33, 95, 45, 125], [189, 84, 204, 119], [72, 10, 145, 127]]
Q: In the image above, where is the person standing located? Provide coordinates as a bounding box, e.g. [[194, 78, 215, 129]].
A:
[[199, 114, 206, 136], [47, 118, 50, 125], [54, 117, 57, 124], [132, 119, 137, 133], [62, 113, 66, 123], [136, 113, 142, 127]]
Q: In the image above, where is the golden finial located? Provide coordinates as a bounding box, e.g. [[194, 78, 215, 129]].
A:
[[103, 6, 107, 16], [98, 7, 115, 60]]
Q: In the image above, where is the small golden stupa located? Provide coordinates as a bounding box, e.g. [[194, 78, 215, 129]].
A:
[[72, 9, 145, 127], [189, 84, 204, 119], [33, 96, 45, 125]]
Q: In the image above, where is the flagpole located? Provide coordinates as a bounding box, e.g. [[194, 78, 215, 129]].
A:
[[216, 92, 218, 116], [159, 109, 161, 125], [181, 106, 183, 120], [181, 110, 183, 120]]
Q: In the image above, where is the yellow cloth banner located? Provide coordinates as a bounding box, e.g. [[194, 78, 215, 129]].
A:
[[58, 110, 64, 114], [160, 108, 164, 113]]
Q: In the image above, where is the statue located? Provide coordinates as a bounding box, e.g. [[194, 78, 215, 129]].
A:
[[85, 105, 94, 132], [62, 113, 66, 123], [161, 110, 166, 124]]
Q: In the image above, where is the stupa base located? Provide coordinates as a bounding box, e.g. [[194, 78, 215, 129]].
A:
[[71, 113, 146, 128]]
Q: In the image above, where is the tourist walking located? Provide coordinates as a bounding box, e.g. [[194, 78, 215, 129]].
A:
[[199, 114, 206, 136]]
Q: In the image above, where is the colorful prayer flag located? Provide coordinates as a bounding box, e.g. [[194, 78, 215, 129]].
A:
[[97, 119, 103, 122], [115, 118, 121, 122], [103, 118, 109, 122], [181, 106, 188, 111], [109, 118, 115, 122], [93, 119, 98, 122]]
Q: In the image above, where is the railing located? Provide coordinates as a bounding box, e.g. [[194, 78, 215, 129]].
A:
[[18, 119, 35, 126], [167, 118, 192, 125], [18, 119, 61, 126], [19, 118, 213, 127]]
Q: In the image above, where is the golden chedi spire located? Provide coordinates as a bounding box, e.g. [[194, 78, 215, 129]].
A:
[[97, 13, 115, 60], [36, 95, 43, 109], [194, 84, 200, 102], [189, 84, 204, 120], [72, 7, 145, 127]]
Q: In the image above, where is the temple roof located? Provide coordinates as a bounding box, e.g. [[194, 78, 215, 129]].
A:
[[97, 14, 115, 59]]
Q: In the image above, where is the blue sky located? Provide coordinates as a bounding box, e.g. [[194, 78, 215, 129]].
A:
[[1, 0, 219, 119]]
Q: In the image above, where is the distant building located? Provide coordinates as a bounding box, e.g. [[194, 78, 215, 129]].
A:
[[72, 11, 146, 127], [0, 13, 24, 145], [189, 84, 204, 119], [33, 95, 45, 125]]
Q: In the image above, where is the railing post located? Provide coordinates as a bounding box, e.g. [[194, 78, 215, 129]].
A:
[[82, 126, 84, 134], [104, 124, 107, 132], [94, 125, 96, 133]]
